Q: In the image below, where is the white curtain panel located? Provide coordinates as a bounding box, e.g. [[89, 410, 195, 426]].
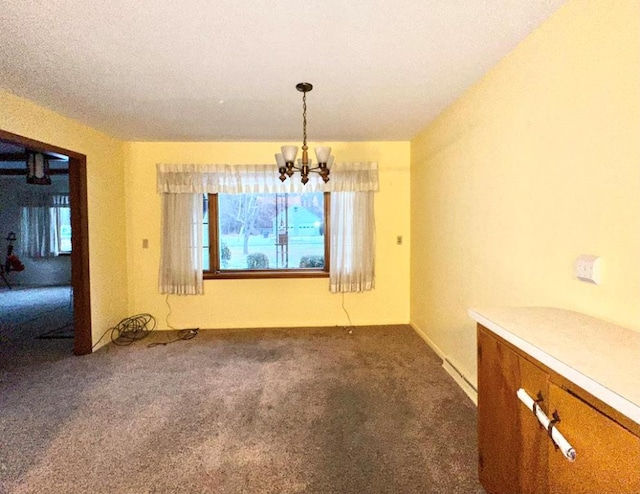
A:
[[330, 191, 376, 293], [19, 194, 68, 258], [20, 207, 58, 258], [327, 163, 378, 293], [156, 162, 378, 295], [159, 193, 203, 295]]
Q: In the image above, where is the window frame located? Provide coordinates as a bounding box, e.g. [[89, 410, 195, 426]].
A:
[[204, 192, 331, 279]]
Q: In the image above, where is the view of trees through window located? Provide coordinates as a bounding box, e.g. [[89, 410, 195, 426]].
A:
[[204, 193, 326, 271]]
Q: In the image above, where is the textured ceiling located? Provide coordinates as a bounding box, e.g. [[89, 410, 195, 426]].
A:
[[0, 1, 566, 142]]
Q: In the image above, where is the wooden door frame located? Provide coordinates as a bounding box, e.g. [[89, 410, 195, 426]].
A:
[[0, 129, 92, 355]]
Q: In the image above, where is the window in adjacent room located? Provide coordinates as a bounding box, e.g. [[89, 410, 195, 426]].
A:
[[203, 192, 329, 278], [20, 194, 72, 257], [55, 206, 72, 254]]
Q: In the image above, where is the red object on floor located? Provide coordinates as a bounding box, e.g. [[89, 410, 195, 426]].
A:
[[7, 254, 25, 272]]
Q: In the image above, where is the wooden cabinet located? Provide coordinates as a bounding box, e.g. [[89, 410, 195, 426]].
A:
[[478, 325, 640, 494]]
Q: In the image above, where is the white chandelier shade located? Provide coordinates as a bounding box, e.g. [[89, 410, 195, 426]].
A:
[[275, 147, 334, 171]]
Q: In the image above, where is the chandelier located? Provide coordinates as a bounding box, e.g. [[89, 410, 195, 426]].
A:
[[276, 82, 334, 185], [26, 151, 52, 185]]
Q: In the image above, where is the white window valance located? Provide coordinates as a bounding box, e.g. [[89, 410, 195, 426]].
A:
[[156, 162, 378, 194]]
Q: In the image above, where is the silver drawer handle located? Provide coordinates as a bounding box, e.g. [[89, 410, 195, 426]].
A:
[[517, 388, 577, 462]]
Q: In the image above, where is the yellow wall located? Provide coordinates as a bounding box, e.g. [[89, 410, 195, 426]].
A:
[[410, 0, 640, 386], [124, 141, 410, 329], [0, 90, 129, 346]]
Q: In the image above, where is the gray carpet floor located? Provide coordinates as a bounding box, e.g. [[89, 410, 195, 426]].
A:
[[0, 324, 484, 494], [0, 285, 74, 343]]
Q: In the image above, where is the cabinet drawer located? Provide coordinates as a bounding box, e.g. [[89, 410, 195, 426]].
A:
[[548, 383, 640, 494]]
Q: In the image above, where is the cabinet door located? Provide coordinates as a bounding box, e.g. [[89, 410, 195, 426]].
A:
[[548, 383, 640, 494], [477, 326, 549, 494]]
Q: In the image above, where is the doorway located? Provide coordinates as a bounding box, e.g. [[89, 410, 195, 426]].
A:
[[0, 129, 91, 355]]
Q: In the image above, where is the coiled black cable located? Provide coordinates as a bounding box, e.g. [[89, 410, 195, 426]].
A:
[[92, 313, 156, 350]]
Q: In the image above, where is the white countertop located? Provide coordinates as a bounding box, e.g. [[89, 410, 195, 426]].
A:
[[469, 307, 640, 426]]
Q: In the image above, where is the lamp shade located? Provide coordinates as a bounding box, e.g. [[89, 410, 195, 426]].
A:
[[314, 146, 332, 164], [281, 146, 298, 163], [327, 155, 335, 168], [275, 153, 286, 169]]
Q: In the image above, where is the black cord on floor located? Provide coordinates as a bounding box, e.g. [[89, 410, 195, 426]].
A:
[[147, 328, 199, 347], [150, 293, 200, 346], [92, 313, 157, 350]]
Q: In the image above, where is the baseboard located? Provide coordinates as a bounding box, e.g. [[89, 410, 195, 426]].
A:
[[442, 358, 478, 406], [410, 321, 478, 406], [410, 320, 446, 360]]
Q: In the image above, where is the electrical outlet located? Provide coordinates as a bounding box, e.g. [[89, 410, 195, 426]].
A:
[[575, 255, 601, 284], [396, 235, 403, 245], [142, 239, 149, 249]]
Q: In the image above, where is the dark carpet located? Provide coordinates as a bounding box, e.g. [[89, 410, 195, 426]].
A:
[[0, 285, 74, 344], [35, 322, 74, 340], [0, 325, 484, 494]]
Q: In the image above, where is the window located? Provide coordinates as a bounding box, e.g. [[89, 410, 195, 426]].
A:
[[20, 194, 71, 257], [55, 206, 72, 254], [204, 192, 329, 278], [156, 162, 377, 294]]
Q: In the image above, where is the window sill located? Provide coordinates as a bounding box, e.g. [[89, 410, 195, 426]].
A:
[[204, 269, 329, 280]]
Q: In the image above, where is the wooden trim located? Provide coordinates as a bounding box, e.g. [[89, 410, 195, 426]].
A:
[[0, 168, 69, 176], [208, 193, 220, 272], [0, 129, 92, 356], [0, 153, 29, 161], [323, 191, 331, 272], [204, 269, 329, 280], [0, 130, 85, 159], [68, 154, 92, 355]]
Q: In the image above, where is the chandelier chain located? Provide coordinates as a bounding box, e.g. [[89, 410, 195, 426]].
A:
[[302, 91, 307, 148]]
